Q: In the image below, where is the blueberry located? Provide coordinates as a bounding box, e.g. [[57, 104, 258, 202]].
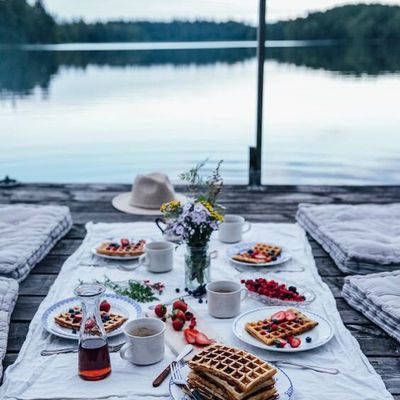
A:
[[271, 256, 277, 261], [262, 325, 269, 330], [72, 329, 77, 334], [184, 287, 189, 292], [68, 309, 74, 314], [175, 288, 180, 293], [198, 298, 203, 304], [247, 249, 253, 254], [188, 290, 193, 295], [288, 286, 297, 293], [306, 337, 312, 343]]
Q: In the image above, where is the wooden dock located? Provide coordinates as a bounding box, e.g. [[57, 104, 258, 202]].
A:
[[1, 184, 399, 397]]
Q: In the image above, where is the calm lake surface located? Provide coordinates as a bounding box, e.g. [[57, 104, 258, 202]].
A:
[[1, 41, 400, 185]]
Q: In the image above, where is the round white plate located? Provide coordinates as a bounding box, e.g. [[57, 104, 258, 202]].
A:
[[91, 236, 153, 260], [169, 363, 294, 400], [42, 293, 142, 340], [233, 306, 334, 352], [227, 242, 292, 268]]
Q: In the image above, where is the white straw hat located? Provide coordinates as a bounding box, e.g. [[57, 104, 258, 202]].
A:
[[112, 173, 186, 215]]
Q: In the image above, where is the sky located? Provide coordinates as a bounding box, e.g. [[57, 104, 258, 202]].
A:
[[42, 0, 400, 24]]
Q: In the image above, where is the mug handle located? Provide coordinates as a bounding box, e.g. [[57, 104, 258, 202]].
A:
[[155, 218, 166, 234], [242, 221, 251, 234], [120, 343, 134, 360], [138, 254, 150, 267], [240, 288, 248, 302]]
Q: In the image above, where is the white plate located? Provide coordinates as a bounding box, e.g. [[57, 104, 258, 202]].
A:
[[169, 363, 294, 400], [42, 293, 142, 340], [233, 306, 334, 352], [227, 242, 292, 268], [91, 236, 153, 260]]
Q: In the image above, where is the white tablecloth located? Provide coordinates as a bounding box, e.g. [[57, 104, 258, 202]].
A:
[[0, 222, 393, 400]]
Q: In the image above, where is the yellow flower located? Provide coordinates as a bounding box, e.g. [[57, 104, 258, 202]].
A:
[[160, 200, 181, 213]]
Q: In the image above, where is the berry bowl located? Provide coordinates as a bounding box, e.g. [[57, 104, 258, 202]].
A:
[[241, 277, 316, 307]]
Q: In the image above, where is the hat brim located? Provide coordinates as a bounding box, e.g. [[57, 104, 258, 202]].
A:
[[112, 192, 187, 216]]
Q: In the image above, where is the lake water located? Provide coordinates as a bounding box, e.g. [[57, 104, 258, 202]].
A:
[[1, 42, 400, 185]]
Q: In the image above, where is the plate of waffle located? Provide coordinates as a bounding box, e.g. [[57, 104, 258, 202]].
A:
[[233, 307, 334, 352], [227, 242, 291, 267], [169, 343, 293, 400], [92, 238, 148, 260], [42, 293, 141, 340]]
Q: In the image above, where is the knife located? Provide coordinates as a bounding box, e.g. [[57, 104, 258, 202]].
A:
[[152, 344, 193, 387]]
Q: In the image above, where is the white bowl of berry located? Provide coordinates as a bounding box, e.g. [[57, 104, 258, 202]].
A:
[[241, 278, 316, 306]]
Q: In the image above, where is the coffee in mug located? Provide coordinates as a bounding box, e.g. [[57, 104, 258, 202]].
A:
[[218, 215, 251, 243], [120, 318, 165, 365], [206, 280, 248, 318]]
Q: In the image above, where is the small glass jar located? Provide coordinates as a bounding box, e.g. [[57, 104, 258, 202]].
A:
[[184, 244, 211, 291], [74, 283, 111, 381]]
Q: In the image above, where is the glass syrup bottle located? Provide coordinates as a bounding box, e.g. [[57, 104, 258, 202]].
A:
[[74, 283, 111, 381]]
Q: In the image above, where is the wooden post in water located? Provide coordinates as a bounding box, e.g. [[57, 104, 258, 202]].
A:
[[249, 0, 266, 187]]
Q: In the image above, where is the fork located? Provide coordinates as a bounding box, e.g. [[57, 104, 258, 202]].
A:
[[171, 361, 203, 400], [41, 342, 124, 356]]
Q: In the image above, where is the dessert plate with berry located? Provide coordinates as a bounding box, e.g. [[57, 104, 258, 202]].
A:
[[227, 242, 291, 268], [42, 293, 141, 340], [92, 237, 151, 260], [241, 278, 316, 306], [233, 306, 334, 352]]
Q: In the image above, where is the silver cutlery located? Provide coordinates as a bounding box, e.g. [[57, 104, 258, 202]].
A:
[[171, 361, 203, 400], [153, 344, 193, 387], [41, 342, 124, 356], [269, 360, 340, 375]]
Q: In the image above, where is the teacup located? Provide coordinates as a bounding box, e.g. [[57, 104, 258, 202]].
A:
[[218, 215, 251, 243], [138, 241, 174, 273], [120, 318, 165, 365], [206, 280, 248, 318]]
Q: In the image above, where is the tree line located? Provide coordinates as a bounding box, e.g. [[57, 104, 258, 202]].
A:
[[1, 0, 400, 43]]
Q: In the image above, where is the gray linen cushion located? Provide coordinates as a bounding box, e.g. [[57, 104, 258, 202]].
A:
[[342, 270, 400, 342], [296, 203, 400, 274], [0, 204, 72, 281], [0, 277, 18, 378]]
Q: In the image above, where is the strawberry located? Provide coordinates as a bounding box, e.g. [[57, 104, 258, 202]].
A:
[[274, 338, 287, 348], [189, 317, 197, 329], [99, 300, 111, 313], [285, 310, 297, 321], [195, 331, 215, 346], [173, 299, 188, 313], [172, 318, 185, 331], [154, 304, 167, 318], [120, 238, 130, 246], [288, 336, 301, 348], [270, 311, 286, 323], [184, 328, 198, 344], [171, 309, 186, 321], [85, 319, 95, 330]]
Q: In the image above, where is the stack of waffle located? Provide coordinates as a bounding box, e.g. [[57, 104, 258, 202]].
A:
[[187, 344, 278, 400]]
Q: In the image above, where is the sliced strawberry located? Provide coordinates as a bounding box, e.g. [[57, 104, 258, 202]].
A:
[[195, 331, 215, 346], [120, 238, 130, 246], [254, 253, 267, 259], [288, 336, 301, 348], [285, 310, 297, 321], [184, 328, 198, 344], [270, 311, 286, 323]]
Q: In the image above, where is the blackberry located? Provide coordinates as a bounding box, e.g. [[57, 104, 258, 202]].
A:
[[198, 298, 203, 304]]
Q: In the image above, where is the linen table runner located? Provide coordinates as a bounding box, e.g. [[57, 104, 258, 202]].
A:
[[0, 222, 393, 400], [342, 270, 400, 342], [296, 203, 400, 274]]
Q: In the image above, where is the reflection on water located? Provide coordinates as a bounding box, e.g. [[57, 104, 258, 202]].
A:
[[1, 42, 400, 185]]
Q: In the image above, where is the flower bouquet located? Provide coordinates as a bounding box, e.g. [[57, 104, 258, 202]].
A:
[[160, 160, 224, 290]]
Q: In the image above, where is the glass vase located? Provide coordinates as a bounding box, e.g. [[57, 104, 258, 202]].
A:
[[184, 244, 211, 292], [74, 283, 111, 381]]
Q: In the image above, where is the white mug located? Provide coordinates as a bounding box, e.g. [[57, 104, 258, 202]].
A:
[[218, 215, 251, 243], [120, 318, 165, 365], [206, 280, 248, 319], [139, 241, 173, 273]]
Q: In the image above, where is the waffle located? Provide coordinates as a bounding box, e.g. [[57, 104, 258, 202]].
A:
[[188, 343, 277, 399], [96, 239, 145, 257], [54, 306, 127, 333], [232, 242, 282, 264], [245, 308, 318, 346]]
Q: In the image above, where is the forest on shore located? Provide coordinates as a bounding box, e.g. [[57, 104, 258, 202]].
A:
[[1, 0, 400, 43]]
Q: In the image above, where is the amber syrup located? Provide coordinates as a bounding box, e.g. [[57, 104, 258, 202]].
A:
[[78, 338, 111, 381]]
